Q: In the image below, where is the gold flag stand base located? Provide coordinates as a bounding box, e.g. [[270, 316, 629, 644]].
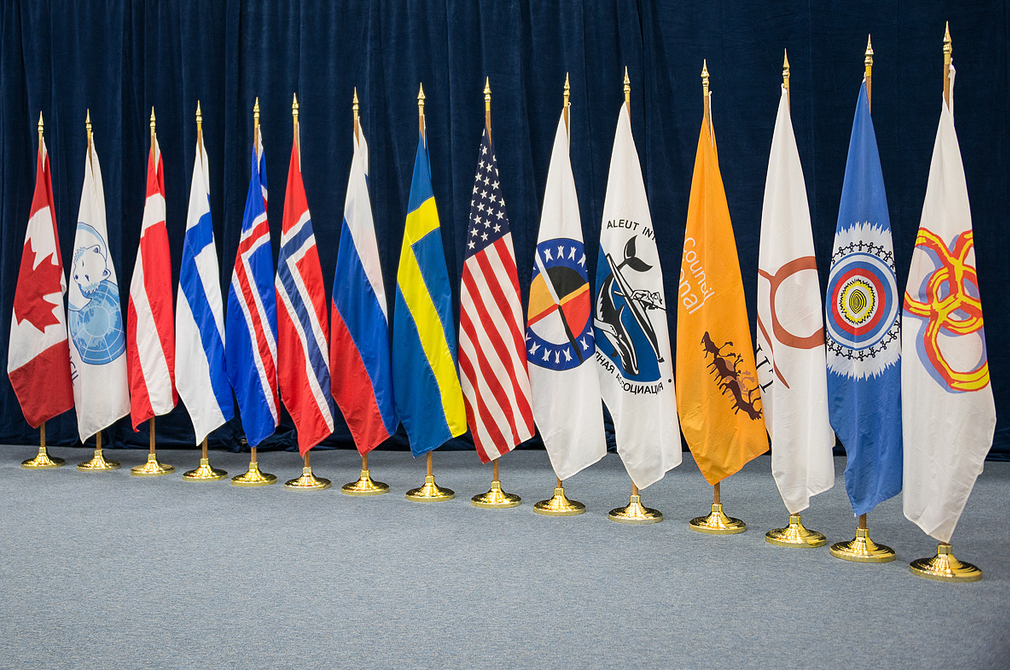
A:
[[829, 527, 895, 562], [285, 466, 331, 491], [77, 448, 120, 471], [232, 461, 277, 487], [182, 457, 227, 481], [406, 475, 454, 502], [910, 543, 982, 582], [534, 485, 585, 516], [689, 503, 746, 534], [471, 480, 521, 509], [609, 495, 663, 524], [342, 469, 389, 496], [22, 446, 64, 469], [765, 514, 826, 548], [131, 453, 174, 476]]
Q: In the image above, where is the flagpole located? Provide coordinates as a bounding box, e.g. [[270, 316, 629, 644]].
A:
[[534, 74, 588, 517], [342, 87, 391, 497], [762, 53, 828, 548], [471, 77, 522, 510], [231, 97, 277, 488], [826, 39, 896, 561], [907, 24, 981, 582], [605, 68, 662, 525]]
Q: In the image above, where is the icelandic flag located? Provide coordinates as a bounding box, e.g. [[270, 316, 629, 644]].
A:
[[8, 133, 74, 427], [68, 134, 130, 441], [824, 81, 902, 516], [330, 126, 397, 454], [127, 131, 177, 429], [227, 127, 279, 448], [276, 132, 334, 455], [392, 129, 467, 457], [176, 130, 234, 445]]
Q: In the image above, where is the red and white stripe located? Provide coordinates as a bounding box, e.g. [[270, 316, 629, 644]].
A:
[[127, 136, 177, 428], [459, 232, 534, 462]]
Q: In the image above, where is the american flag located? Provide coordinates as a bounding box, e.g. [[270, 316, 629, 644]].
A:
[[459, 126, 534, 462]]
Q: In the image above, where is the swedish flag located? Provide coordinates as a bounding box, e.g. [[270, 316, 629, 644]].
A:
[[392, 131, 466, 456]]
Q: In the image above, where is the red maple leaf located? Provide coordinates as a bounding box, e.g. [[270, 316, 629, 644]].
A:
[[13, 242, 63, 332]]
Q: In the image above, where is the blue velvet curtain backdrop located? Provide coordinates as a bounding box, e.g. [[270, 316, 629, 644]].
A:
[[0, 1, 1007, 457]]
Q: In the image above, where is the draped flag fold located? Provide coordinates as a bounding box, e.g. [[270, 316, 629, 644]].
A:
[[594, 104, 680, 489], [459, 125, 534, 463], [526, 110, 606, 481], [902, 69, 995, 543], [8, 135, 74, 427], [276, 131, 334, 455], [68, 135, 130, 441], [330, 126, 397, 454], [756, 86, 835, 514], [676, 102, 768, 485], [392, 131, 466, 457], [127, 132, 177, 429], [825, 82, 902, 516], [176, 130, 234, 445], [227, 127, 279, 448]]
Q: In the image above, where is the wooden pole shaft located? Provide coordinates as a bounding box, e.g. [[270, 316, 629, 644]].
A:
[[201, 437, 208, 460], [96, 430, 102, 450], [40, 421, 46, 449], [713, 481, 721, 505], [149, 417, 155, 455], [426, 451, 433, 477], [304, 450, 311, 469], [362, 452, 368, 471], [556, 476, 562, 488], [251, 445, 257, 463], [858, 513, 867, 530], [632, 483, 639, 497], [492, 458, 499, 483]]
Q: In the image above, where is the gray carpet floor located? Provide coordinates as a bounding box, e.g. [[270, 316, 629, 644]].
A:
[[1, 445, 1007, 669]]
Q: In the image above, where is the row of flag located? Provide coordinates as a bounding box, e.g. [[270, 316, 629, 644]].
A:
[[7, 63, 994, 547]]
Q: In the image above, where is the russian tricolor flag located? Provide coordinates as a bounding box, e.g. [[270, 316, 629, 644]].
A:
[[330, 125, 397, 454]]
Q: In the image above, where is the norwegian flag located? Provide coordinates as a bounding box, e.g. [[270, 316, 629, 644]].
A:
[[127, 132, 177, 429], [7, 135, 74, 427], [276, 133, 334, 455], [459, 126, 534, 462]]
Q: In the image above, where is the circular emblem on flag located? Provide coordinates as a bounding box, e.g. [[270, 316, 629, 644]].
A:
[[526, 238, 594, 372], [826, 251, 897, 351], [68, 223, 126, 365]]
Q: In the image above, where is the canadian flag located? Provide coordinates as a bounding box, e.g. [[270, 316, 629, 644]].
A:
[[7, 138, 74, 427]]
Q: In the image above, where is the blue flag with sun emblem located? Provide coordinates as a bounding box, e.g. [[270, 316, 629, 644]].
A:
[[825, 81, 902, 517]]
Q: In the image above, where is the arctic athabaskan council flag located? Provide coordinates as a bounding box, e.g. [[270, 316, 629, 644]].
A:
[[594, 103, 680, 490], [68, 127, 130, 441], [755, 85, 834, 514], [526, 106, 606, 481], [676, 98, 768, 485], [902, 67, 995, 544], [8, 125, 74, 427]]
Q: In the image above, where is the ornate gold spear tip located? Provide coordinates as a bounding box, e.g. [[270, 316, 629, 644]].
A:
[[353, 87, 359, 114], [196, 100, 202, 123], [783, 49, 791, 87], [292, 93, 299, 118], [701, 59, 710, 91], [484, 76, 491, 109], [623, 66, 631, 106], [564, 72, 570, 105], [943, 21, 952, 55], [150, 106, 156, 128], [417, 82, 425, 103], [254, 96, 260, 118], [38, 111, 43, 135], [865, 35, 874, 65], [86, 108, 91, 131]]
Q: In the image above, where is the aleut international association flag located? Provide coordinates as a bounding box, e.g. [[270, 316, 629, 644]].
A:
[[902, 69, 995, 543], [459, 124, 534, 463], [330, 125, 397, 454], [176, 128, 234, 445], [825, 81, 902, 517], [68, 132, 130, 441], [227, 126, 279, 448], [392, 126, 466, 457], [594, 103, 679, 489], [8, 132, 74, 427], [755, 85, 835, 514], [676, 100, 768, 485], [526, 109, 606, 481], [276, 127, 334, 456], [127, 130, 177, 429]]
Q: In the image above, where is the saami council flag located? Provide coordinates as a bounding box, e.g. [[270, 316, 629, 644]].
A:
[[330, 126, 397, 454], [176, 129, 234, 445], [68, 132, 130, 441], [392, 127, 466, 457], [676, 99, 768, 485], [276, 129, 334, 455], [526, 108, 606, 481], [459, 124, 534, 463], [594, 103, 679, 489], [902, 68, 995, 543], [127, 129, 177, 429], [8, 130, 74, 427], [227, 126, 279, 448], [824, 81, 902, 517], [755, 85, 835, 514]]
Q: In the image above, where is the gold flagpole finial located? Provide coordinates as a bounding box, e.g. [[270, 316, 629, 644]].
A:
[[563, 72, 571, 131], [37, 111, 44, 153], [864, 35, 874, 72], [864, 36, 874, 112], [701, 59, 710, 95], [253, 97, 260, 127], [943, 22, 952, 107], [196, 100, 203, 135], [623, 66, 631, 109], [943, 21, 952, 56], [484, 77, 491, 112], [352, 87, 360, 141], [292, 93, 299, 120], [86, 108, 92, 148], [783, 49, 791, 89], [417, 82, 426, 141], [150, 107, 156, 143]]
